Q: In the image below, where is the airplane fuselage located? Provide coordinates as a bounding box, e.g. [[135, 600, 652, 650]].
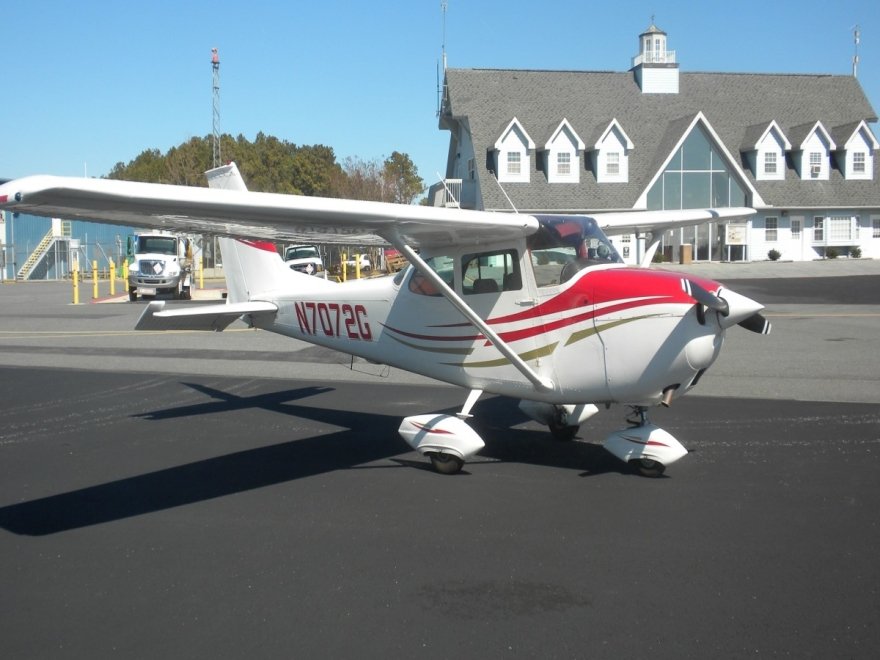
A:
[[258, 234, 726, 408]]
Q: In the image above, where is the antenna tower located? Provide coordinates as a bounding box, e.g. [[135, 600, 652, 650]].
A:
[[211, 47, 221, 167], [436, 2, 448, 116], [852, 25, 860, 78]]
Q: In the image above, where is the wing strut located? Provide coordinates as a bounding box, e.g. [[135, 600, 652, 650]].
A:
[[386, 232, 554, 393]]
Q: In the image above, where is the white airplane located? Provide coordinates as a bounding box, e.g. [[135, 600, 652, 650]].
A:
[[0, 164, 770, 476]]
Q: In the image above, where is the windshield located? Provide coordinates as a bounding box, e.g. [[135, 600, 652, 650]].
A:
[[136, 236, 177, 255], [285, 246, 319, 260], [528, 215, 622, 287]]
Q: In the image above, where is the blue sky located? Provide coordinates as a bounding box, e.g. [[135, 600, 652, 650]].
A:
[[3, 0, 877, 193]]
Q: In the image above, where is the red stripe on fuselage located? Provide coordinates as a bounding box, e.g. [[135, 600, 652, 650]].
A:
[[237, 238, 278, 253], [385, 267, 720, 345]]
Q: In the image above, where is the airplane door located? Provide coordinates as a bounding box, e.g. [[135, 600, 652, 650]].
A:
[[458, 247, 541, 386]]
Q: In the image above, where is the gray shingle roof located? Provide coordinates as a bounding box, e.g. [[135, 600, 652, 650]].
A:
[[442, 68, 879, 211]]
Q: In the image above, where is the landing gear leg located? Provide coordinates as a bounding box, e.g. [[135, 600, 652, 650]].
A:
[[623, 406, 666, 476], [549, 405, 579, 441]]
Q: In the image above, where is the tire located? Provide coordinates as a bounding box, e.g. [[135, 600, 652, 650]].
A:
[[128, 287, 137, 302], [632, 458, 666, 478], [429, 453, 464, 475]]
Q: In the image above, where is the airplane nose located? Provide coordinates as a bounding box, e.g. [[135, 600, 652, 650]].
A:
[[682, 278, 771, 335], [716, 287, 768, 332]]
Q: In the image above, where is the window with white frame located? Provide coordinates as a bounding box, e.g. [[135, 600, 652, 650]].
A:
[[606, 152, 620, 176], [873, 218, 880, 238], [853, 152, 866, 174], [764, 152, 777, 175], [507, 151, 521, 176], [557, 152, 571, 176], [791, 219, 801, 239], [765, 217, 778, 242], [814, 216, 824, 242], [809, 152, 822, 177]]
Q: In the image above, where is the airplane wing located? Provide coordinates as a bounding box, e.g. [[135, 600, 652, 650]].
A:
[[0, 175, 539, 249], [595, 207, 754, 236]]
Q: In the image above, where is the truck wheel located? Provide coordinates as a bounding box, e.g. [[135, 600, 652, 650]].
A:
[[128, 287, 137, 302]]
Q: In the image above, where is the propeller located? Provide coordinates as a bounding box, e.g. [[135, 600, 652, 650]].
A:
[[681, 279, 729, 316], [682, 278, 771, 334], [738, 312, 772, 335]]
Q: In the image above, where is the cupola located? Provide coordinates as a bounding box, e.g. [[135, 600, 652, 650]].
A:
[[631, 22, 679, 94]]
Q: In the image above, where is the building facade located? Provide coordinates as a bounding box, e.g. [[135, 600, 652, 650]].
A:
[[431, 24, 880, 263], [1, 212, 135, 281]]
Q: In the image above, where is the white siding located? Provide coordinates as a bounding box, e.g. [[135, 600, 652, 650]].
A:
[[636, 66, 679, 94]]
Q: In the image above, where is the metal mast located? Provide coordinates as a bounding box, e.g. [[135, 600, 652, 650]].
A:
[[852, 25, 860, 78], [211, 47, 221, 167]]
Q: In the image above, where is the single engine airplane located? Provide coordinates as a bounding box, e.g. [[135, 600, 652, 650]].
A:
[[0, 163, 770, 476]]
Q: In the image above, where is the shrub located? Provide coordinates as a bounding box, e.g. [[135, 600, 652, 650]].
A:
[[826, 247, 839, 259], [850, 247, 862, 259], [767, 249, 781, 261]]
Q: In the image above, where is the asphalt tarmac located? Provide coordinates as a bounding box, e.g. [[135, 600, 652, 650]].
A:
[[1, 268, 878, 658]]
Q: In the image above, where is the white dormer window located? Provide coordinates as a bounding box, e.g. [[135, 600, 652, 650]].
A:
[[809, 152, 822, 177], [837, 121, 878, 180], [795, 122, 835, 181], [853, 152, 866, 173], [495, 117, 534, 183], [606, 152, 620, 176], [751, 121, 789, 181], [557, 152, 571, 176], [507, 151, 521, 175], [594, 119, 633, 183], [544, 119, 584, 183]]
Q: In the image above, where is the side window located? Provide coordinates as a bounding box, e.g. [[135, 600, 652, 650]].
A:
[[408, 256, 454, 297], [461, 250, 521, 295]]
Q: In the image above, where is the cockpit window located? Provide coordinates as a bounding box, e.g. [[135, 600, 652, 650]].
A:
[[461, 249, 521, 295], [408, 255, 454, 296], [528, 215, 622, 287]]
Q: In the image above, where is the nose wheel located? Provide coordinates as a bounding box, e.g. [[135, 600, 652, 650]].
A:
[[428, 452, 464, 475], [602, 406, 687, 477], [632, 457, 666, 477]]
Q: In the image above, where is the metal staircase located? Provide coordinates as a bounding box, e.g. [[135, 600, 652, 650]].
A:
[[16, 221, 72, 280]]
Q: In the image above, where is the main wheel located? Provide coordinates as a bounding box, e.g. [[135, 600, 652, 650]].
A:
[[632, 458, 666, 478], [429, 453, 464, 475]]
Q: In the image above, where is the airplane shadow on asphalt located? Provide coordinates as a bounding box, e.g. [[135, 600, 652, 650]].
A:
[[0, 383, 626, 536]]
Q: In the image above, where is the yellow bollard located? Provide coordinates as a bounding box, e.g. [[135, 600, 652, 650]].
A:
[[355, 253, 362, 279], [72, 269, 80, 305], [341, 253, 348, 282], [92, 260, 99, 299], [109, 259, 116, 296]]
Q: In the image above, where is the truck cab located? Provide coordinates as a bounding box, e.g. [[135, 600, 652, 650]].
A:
[[127, 232, 194, 301], [283, 244, 324, 275]]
